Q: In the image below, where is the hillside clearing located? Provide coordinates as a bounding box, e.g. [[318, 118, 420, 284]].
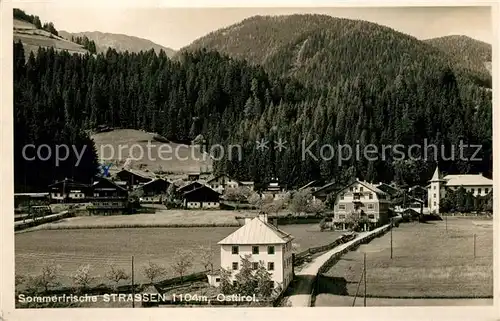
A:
[[91, 129, 212, 175]]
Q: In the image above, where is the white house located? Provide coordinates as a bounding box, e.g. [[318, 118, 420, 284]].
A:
[[213, 214, 294, 290], [206, 174, 254, 194], [427, 166, 493, 213], [332, 180, 391, 230]]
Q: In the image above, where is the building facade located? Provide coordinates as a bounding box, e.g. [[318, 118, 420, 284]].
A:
[[137, 178, 170, 203], [216, 214, 294, 290], [206, 175, 254, 194], [427, 166, 493, 213], [182, 185, 221, 209], [48, 178, 89, 202], [88, 178, 128, 213], [333, 180, 391, 230]]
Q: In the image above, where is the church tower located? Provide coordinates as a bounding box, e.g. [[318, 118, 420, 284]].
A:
[[428, 165, 446, 213]]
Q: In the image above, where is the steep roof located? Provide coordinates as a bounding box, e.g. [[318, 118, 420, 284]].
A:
[[430, 166, 445, 182], [218, 217, 294, 245], [117, 168, 155, 180], [48, 178, 88, 189], [92, 177, 128, 191], [443, 174, 493, 187]]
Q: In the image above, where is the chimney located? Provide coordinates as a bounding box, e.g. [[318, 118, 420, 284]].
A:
[[258, 213, 268, 223], [273, 218, 278, 228]]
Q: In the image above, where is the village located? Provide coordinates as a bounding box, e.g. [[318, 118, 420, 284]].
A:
[[14, 164, 493, 308]]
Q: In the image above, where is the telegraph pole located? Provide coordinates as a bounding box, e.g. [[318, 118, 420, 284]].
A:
[[473, 234, 476, 259], [131, 256, 135, 308], [445, 214, 448, 232], [390, 222, 393, 259], [363, 253, 367, 307]]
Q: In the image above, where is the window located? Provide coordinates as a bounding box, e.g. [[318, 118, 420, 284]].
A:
[[368, 214, 375, 219], [478, 188, 482, 194], [434, 201, 437, 206], [339, 204, 346, 210], [267, 262, 274, 271], [268, 246, 275, 255], [215, 277, 220, 282], [369, 193, 373, 200], [433, 194, 436, 198], [339, 214, 345, 219], [232, 262, 238, 270], [368, 204, 374, 209], [340, 194, 344, 200], [360, 187, 363, 192], [232, 246, 239, 254], [233, 280, 237, 286], [349, 187, 353, 192], [434, 186, 436, 190], [471, 188, 475, 194], [485, 188, 489, 194], [252, 246, 259, 254], [354, 194, 360, 200], [252, 262, 259, 270]]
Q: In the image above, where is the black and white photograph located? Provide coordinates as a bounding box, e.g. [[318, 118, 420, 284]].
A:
[[2, 1, 496, 315]]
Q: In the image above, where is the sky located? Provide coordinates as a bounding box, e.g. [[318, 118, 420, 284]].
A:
[[13, 4, 493, 50]]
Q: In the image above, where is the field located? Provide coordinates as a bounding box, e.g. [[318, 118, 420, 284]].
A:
[[14, 19, 88, 60], [15, 224, 343, 287], [315, 217, 493, 306], [22, 211, 243, 231], [91, 129, 212, 175]]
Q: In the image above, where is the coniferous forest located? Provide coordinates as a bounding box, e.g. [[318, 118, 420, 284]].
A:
[[13, 15, 492, 192]]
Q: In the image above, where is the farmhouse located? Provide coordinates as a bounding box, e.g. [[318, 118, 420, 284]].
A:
[[115, 169, 154, 188], [206, 174, 255, 193], [427, 166, 493, 213], [215, 214, 294, 290], [88, 177, 128, 213], [48, 178, 89, 202], [182, 185, 221, 209], [332, 180, 391, 230], [136, 178, 170, 203], [311, 181, 344, 202]]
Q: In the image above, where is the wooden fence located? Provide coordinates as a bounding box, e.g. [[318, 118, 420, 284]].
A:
[[293, 233, 356, 266]]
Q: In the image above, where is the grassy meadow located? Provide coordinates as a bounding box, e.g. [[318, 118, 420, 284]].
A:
[[316, 217, 493, 303], [15, 223, 342, 287]]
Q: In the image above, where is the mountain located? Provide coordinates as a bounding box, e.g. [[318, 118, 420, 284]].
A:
[[13, 14, 492, 191], [59, 31, 176, 56], [425, 35, 492, 85], [13, 18, 89, 60], [180, 14, 491, 89]]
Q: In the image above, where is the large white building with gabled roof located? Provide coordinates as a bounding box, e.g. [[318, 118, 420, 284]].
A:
[[216, 214, 294, 290], [427, 166, 493, 213]]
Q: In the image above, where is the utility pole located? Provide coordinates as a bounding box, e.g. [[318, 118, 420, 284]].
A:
[[473, 234, 476, 259], [390, 222, 393, 259], [363, 253, 367, 307], [131, 256, 135, 308], [445, 215, 447, 232]]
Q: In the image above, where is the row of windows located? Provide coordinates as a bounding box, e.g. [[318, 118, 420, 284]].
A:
[[232, 261, 274, 271], [337, 214, 376, 219], [96, 202, 122, 206], [338, 204, 375, 210], [232, 245, 275, 255], [340, 193, 374, 200]]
